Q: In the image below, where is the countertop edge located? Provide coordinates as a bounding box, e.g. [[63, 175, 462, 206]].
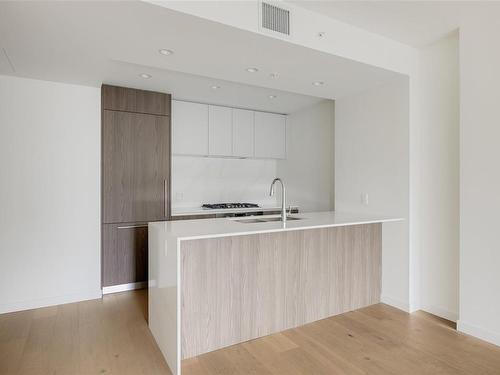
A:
[[173, 217, 403, 242]]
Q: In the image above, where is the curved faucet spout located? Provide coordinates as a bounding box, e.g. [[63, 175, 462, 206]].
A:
[[269, 178, 287, 223]]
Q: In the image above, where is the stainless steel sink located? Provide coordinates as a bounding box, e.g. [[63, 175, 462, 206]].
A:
[[234, 216, 303, 223], [260, 216, 302, 222], [233, 218, 266, 223]]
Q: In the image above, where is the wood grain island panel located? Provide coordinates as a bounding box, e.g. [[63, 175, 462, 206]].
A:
[[180, 223, 382, 359]]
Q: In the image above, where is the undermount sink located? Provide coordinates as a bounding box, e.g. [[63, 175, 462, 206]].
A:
[[234, 216, 303, 223], [233, 218, 266, 223], [261, 216, 302, 222]]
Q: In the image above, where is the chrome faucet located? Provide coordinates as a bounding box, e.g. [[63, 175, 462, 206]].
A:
[[269, 178, 287, 222]]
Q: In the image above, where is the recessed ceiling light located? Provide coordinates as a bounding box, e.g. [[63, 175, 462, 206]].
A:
[[312, 81, 324, 86], [211, 85, 221, 90], [268, 95, 277, 99], [140, 73, 152, 79], [270, 72, 279, 79], [159, 49, 174, 56], [246, 67, 259, 73]]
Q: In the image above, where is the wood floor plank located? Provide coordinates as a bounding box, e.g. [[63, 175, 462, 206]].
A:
[[17, 307, 57, 375], [185, 303, 500, 375], [217, 345, 274, 375], [2, 290, 500, 375], [355, 305, 500, 374], [102, 293, 152, 375], [295, 319, 400, 375], [0, 290, 172, 375], [47, 303, 80, 375], [0, 310, 32, 375], [77, 298, 113, 375], [0, 337, 27, 375], [181, 358, 207, 375], [235, 344, 300, 375], [280, 327, 366, 375], [332, 312, 467, 375]]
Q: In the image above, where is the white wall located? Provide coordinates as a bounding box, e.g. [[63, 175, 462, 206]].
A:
[[459, 7, 500, 346], [0, 75, 101, 313], [335, 79, 410, 311], [277, 100, 335, 212], [417, 34, 460, 322], [172, 156, 278, 209]]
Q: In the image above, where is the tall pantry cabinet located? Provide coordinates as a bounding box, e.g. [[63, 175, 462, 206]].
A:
[[101, 85, 171, 290]]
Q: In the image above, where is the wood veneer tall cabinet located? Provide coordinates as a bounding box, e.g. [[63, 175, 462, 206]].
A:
[[101, 85, 171, 290]]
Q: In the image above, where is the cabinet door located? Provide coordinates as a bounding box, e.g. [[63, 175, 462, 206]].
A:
[[102, 110, 170, 223], [209, 105, 232, 156], [102, 85, 170, 116], [232, 109, 254, 157], [102, 223, 148, 287], [172, 101, 208, 155], [254, 112, 286, 159]]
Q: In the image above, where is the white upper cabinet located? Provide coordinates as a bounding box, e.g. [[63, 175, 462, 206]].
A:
[[232, 109, 254, 158], [172, 100, 286, 159], [172, 101, 208, 155], [254, 112, 286, 159], [208, 105, 233, 156]]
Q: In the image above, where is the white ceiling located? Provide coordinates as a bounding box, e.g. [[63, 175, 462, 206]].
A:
[[0, 1, 403, 114], [107, 60, 323, 114], [291, 1, 493, 47]]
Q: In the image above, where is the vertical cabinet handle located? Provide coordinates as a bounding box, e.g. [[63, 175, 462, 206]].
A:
[[164, 178, 168, 218]]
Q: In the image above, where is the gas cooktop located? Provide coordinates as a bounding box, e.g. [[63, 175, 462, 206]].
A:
[[202, 203, 260, 210]]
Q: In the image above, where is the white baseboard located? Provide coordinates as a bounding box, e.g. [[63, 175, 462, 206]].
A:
[[102, 281, 147, 295], [0, 289, 102, 314], [457, 320, 500, 347], [421, 304, 458, 322], [380, 295, 410, 312]]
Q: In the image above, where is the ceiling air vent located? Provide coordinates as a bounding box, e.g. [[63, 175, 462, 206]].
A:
[[260, 2, 291, 36]]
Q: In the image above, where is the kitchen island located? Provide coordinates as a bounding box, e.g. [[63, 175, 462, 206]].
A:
[[148, 211, 401, 375]]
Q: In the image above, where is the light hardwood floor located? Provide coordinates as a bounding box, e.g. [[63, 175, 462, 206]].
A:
[[2, 290, 500, 375], [0, 290, 171, 375], [184, 305, 500, 375]]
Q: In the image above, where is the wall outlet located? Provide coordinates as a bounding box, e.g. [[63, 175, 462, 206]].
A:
[[361, 193, 369, 206]]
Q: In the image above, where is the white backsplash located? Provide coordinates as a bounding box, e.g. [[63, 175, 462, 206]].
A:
[[172, 156, 279, 209]]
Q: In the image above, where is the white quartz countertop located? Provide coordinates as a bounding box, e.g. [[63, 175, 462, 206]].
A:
[[171, 205, 294, 216], [150, 211, 403, 241]]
